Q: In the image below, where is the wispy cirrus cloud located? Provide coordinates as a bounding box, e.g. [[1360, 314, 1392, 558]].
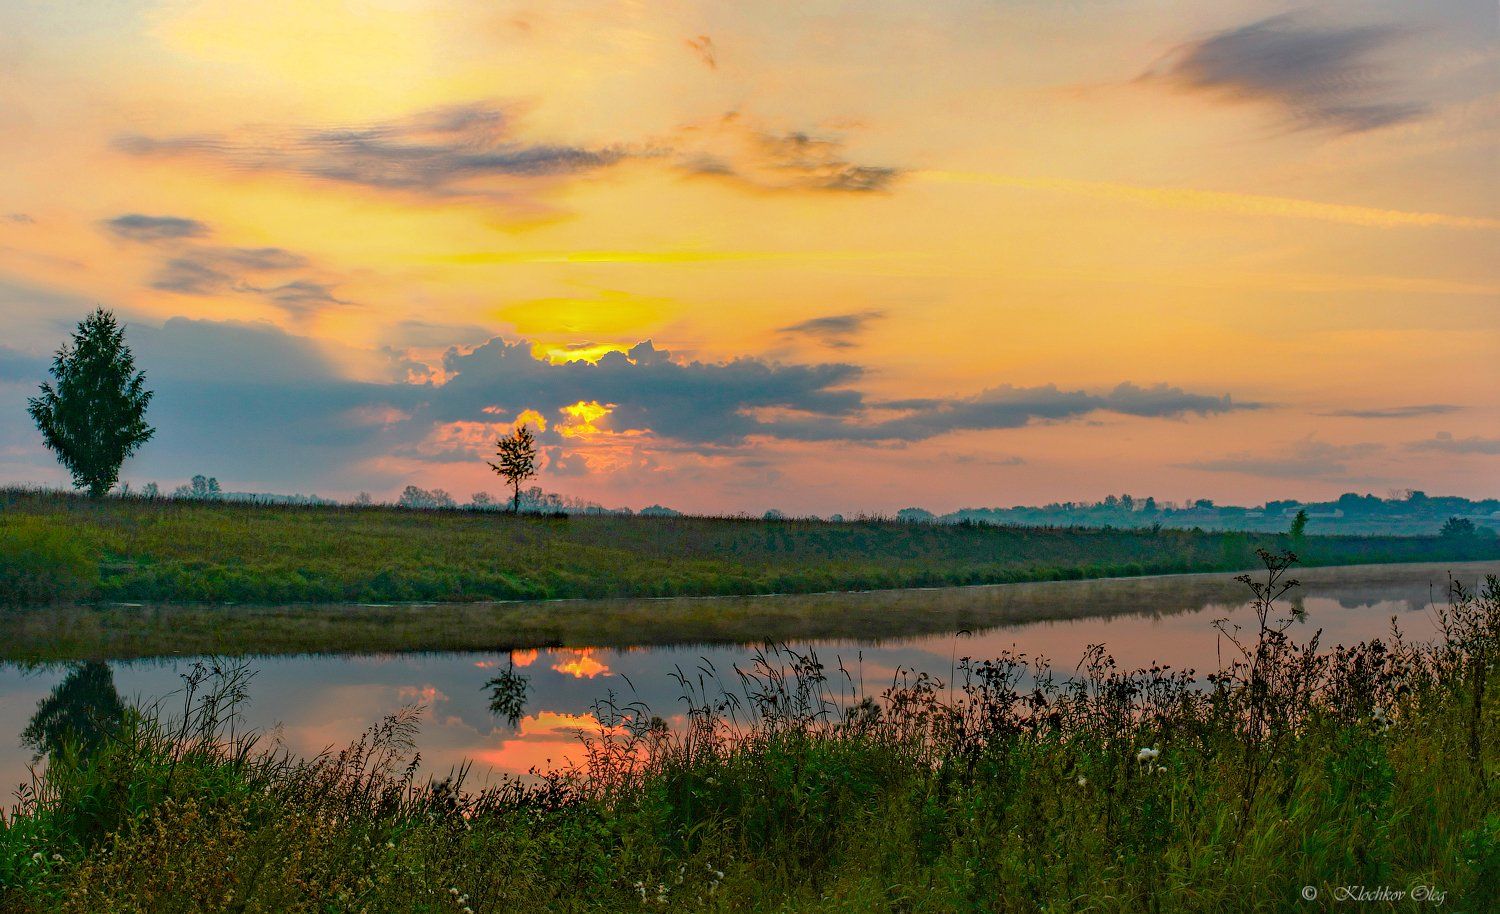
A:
[[115, 103, 625, 201], [1408, 432, 1500, 456], [1141, 14, 1426, 133], [104, 213, 211, 242], [778, 310, 884, 348], [1320, 404, 1464, 419], [672, 113, 901, 193], [151, 247, 309, 295], [114, 103, 902, 205], [96, 213, 349, 318], [1181, 438, 1382, 479]]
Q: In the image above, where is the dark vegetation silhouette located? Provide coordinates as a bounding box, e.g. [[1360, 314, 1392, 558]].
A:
[[26, 309, 154, 498], [21, 662, 125, 761], [1442, 516, 1480, 539], [2, 559, 1495, 910], [485, 663, 531, 729], [489, 424, 539, 513]]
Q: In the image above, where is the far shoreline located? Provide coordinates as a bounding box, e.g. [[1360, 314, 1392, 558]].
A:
[[5, 558, 1493, 664]]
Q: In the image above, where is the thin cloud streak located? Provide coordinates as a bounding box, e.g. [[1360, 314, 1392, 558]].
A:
[[921, 171, 1500, 230]]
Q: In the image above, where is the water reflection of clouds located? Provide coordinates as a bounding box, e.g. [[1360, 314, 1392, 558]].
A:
[[0, 569, 1480, 789], [550, 648, 610, 679]]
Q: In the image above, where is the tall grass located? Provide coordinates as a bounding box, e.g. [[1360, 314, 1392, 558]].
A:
[[3, 487, 1495, 606], [1, 555, 1495, 911]]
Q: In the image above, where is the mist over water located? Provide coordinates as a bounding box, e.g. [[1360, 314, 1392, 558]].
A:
[[2, 563, 1489, 793]]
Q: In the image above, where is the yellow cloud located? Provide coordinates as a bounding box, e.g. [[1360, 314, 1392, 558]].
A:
[[514, 408, 548, 432], [536, 343, 635, 365], [921, 170, 1500, 230], [557, 400, 614, 438], [500, 289, 671, 337]]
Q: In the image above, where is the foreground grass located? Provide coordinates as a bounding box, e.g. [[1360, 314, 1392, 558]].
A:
[[4, 488, 1497, 607], [2, 560, 1496, 912]]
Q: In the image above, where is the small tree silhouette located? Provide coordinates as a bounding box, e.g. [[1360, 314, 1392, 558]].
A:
[[1439, 516, 1477, 539], [489, 423, 538, 513], [1288, 508, 1308, 548], [27, 309, 155, 496]]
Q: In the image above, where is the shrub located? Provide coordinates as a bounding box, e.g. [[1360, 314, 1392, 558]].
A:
[[0, 519, 98, 605]]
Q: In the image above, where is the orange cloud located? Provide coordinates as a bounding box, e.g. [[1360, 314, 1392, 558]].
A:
[[550, 648, 610, 678]]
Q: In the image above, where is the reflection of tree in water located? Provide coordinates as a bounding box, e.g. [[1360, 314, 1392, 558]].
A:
[[485, 662, 530, 729], [22, 661, 126, 760]]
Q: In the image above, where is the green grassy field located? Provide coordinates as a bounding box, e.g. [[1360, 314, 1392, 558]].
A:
[[4, 488, 1498, 607], [2, 561, 1495, 912]]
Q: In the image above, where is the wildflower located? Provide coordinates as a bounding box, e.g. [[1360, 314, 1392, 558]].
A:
[[1076, 775, 1088, 787], [385, 841, 396, 850], [449, 888, 460, 896], [31, 852, 43, 863], [1157, 765, 1167, 774], [1136, 747, 1160, 762]]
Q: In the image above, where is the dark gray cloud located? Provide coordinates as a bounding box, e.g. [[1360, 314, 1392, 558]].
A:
[[433, 338, 865, 445], [104, 213, 211, 242], [811, 382, 1251, 443], [5, 213, 34, 225], [1182, 439, 1382, 478], [148, 246, 330, 317], [2, 317, 1256, 491], [151, 257, 230, 295], [1143, 14, 1425, 133], [1408, 432, 1500, 455], [778, 310, 884, 348], [432, 345, 1250, 445], [116, 102, 901, 202], [1320, 404, 1463, 419], [151, 247, 309, 294], [116, 102, 626, 200], [247, 280, 350, 314]]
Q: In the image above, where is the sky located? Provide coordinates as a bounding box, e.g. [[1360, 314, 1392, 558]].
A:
[[0, 0, 1496, 515]]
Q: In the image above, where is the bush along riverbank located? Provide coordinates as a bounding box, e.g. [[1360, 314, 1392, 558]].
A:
[[1, 553, 1496, 912], [3, 488, 1498, 605]]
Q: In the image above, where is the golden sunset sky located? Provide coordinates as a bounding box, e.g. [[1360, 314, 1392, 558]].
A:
[[1, 1, 1495, 513]]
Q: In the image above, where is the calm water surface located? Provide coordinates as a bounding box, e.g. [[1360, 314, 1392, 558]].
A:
[[2, 562, 1492, 793]]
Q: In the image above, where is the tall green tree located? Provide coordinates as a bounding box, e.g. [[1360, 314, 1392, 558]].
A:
[[27, 309, 154, 497], [488, 423, 538, 513], [1288, 508, 1309, 549]]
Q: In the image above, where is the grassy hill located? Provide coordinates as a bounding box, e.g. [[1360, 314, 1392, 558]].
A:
[[3, 488, 1498, 606]]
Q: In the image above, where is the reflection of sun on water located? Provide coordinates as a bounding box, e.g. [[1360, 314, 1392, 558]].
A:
[[550, 648, 609, 678], [511, 649, 539, 668]]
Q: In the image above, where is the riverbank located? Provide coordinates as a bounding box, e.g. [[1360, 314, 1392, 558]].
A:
[[4, 565, 1495, 912], [4, 489, 1497, 609], [4, 561, 1493, 662]]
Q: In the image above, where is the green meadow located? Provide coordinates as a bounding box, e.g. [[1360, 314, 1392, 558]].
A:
[[3, 488, 1496, 608]]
